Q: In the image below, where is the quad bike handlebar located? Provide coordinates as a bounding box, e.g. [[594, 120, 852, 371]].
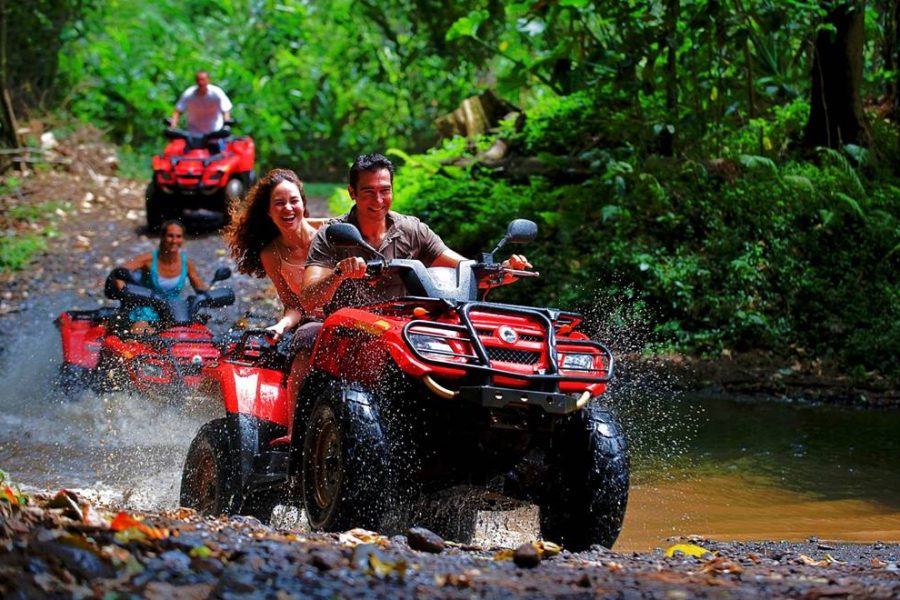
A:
[[326, 219, 539, 303], [103, 267, 235, 325]]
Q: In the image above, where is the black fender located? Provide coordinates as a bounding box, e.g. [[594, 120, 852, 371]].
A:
[[222, 412, 288, 509]]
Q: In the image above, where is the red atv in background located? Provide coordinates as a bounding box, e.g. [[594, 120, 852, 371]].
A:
[[180, 220, 629, 550], [146, 120, 255, 230], [55, 266, 236, 401]]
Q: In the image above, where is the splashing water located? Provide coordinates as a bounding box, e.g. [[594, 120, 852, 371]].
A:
[[0, 317, 221, 511]]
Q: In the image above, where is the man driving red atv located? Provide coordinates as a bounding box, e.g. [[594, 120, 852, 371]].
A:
[[170, 70, 232, 135], [300, 152, 531, 312]]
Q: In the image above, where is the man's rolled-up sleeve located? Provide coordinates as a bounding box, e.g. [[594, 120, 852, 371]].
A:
[[415, 221, 449, 266]]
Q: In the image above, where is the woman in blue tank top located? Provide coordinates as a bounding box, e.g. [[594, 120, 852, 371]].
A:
[[118, 220, 208, 333]]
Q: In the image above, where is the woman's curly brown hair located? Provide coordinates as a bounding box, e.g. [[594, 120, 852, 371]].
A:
[[223, 168, 308, 278]]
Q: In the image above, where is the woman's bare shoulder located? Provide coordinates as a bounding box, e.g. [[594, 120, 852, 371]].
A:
[[122, 252, 153, 270], [259, 243, 280, 274], [307, 218, 332, 230]]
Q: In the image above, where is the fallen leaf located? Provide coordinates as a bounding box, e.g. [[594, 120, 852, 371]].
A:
[[368, 552, 407, 578], [339, 528, 388, 547], [700, 556, 743, 575], [110, 511, 168, 540], [797, 554, 830, 567], [534, 540, 561, 558], [0, 485, 22, 506], [492, 548, 515, 561], [665, 543, 714, 558], [190, 545, 214, 558]]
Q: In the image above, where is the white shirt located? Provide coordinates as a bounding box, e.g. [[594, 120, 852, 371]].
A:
[[175, 84, 233, 134]]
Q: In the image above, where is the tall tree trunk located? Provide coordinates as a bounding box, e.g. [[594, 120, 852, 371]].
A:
[[0, 0, 22, 150], [803, 1, 868, 149], [657, 0, 679, 156]]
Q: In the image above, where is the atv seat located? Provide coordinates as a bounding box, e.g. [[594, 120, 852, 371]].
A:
[[164, 127, 232, 151]]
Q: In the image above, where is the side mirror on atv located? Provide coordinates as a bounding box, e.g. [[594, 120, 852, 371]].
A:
[[506, 219, 538, 244], [487, 219, 538, 258], [211, 267, 232, 285], [194, 287, 236, 310], [325, 223, 385, 260]]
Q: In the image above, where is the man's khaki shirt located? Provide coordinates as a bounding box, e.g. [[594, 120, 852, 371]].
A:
[[305, 207, 448, 306]]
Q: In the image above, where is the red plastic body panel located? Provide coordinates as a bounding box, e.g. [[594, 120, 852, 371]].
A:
[[153, 136, 255, 191], [203, 360, 291, 427], [197, 301, 609, 431], [311, 305, 608, 396], [55, 311, 105, 368]]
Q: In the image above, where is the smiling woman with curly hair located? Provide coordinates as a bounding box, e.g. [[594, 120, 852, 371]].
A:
[[224, 168, 330, 337]]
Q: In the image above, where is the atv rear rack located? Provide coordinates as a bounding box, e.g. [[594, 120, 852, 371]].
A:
[[401, 301, 614, 386]]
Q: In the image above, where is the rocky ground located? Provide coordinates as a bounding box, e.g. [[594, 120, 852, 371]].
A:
[[0, 485, 897, 599], [0, 128, 897, 597]]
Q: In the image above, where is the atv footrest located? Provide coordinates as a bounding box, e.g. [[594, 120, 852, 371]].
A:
[[458, 385, 579, 415]]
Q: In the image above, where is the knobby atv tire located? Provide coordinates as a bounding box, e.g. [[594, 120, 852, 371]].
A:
[[180, 418, 242, 516], [302, 381, 390, 532], [539, 403, 629, 551]]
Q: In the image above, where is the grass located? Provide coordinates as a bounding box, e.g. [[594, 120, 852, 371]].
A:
[[0, 233, 47, 271], [9, 201, 67, 222], [0, 176, 22, 196], [0, 200, 67, 272], [116, 145, 152, 181]]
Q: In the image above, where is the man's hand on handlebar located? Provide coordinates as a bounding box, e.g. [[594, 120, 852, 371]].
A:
[[480, 254, 537, 289], [333, 256, 368, 280], [502, 254, 532, 271]]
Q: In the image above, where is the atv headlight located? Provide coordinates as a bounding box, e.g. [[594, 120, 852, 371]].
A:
[[409, 333, 455, 360], [559, 352, 596, 372], [136, 359, 166, 379]]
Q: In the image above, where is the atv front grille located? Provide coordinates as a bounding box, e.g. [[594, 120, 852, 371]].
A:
[[177, 360, 203, 376], [401, 301, 614, 385], [486, 347, 541, 365]]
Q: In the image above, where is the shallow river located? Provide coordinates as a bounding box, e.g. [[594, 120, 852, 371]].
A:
[[0, 296, 897, 552]]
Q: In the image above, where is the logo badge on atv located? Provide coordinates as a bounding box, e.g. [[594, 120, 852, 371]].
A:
[[191, 355, 203, 366], [497, 326, 518, 344]]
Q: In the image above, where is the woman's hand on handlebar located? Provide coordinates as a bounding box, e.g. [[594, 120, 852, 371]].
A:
[[266, 320, 289, 341]]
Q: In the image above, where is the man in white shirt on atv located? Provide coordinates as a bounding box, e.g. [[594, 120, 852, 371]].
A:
[[170, 70, 232, 135]]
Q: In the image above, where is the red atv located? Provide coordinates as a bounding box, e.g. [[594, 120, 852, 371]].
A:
[[55, 266, 236, 400], [180, 220, 629, 550], [146, 120, 255, 230]]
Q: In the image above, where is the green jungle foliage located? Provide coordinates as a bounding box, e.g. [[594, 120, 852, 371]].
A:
[[392, 102, 900, 375], [4, 0, 900, 374]]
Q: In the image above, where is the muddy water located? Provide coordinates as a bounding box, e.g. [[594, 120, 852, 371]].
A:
[[618, 394, 900, 551], [0, 298, 898, 551]]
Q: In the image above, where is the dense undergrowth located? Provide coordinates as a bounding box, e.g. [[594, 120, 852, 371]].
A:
[[392, 93, 900, 376]]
